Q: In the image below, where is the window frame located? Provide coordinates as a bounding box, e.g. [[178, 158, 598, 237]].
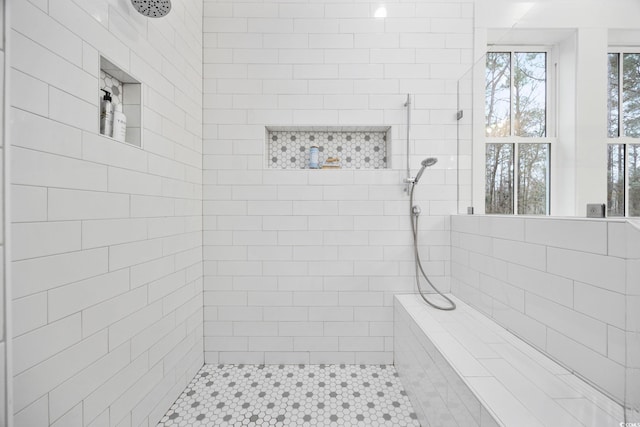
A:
[[484, 45, 556, 215], [607, 47, 640, 217]]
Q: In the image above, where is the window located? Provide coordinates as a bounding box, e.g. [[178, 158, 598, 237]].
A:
[[485, 50, 550, 214], [607, 51, 640, 217]]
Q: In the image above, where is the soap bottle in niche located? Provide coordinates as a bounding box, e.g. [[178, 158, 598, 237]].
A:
[[112, 103, 127, 142], [309, 145, 319, 169], [99, 89, 113, 137]]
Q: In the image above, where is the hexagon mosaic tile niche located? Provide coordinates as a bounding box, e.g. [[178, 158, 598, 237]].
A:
[[100, 70, 123, 107], [267, 129, 389, 170], [158, 364, 419, 426], [99, 56, 142, 146]]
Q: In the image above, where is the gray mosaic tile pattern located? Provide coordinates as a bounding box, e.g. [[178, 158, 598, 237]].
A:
[[267, 131, 387, 169], [100, 70, 123, 107], [157, 364, 420, 426]]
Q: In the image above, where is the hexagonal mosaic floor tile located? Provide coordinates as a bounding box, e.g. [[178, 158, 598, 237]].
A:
[[157, 364, 420, 426]]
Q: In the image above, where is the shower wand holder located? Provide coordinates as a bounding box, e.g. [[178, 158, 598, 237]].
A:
[[403, 177, 416, 193], [404, 158, 437, 192]]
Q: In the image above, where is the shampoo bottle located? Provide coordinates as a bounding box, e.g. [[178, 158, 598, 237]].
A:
[[100, 89, 113, 137], [309, 146, 319, 169], [112, 103, 127, 142]]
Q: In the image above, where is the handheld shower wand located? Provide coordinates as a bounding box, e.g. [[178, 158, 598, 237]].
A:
[[413, 157, 438, 184], [408, 156, 456, 311]]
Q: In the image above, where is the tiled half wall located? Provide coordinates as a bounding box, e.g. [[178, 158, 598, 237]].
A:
[[450, 215, 640, 406]]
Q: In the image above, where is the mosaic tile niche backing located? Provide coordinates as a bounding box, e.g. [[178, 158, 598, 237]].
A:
[[267, 130, 388, 169], [100, 70, 123, 107]]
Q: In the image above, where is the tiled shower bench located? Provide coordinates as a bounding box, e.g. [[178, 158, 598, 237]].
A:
[[394, 294, 623, 427]]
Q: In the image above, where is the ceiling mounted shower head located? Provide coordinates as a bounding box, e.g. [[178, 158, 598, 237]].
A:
[[131, 0, 172, 18]]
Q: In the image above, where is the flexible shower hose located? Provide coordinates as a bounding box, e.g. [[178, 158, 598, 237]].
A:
[[409, 183, 456, 311]]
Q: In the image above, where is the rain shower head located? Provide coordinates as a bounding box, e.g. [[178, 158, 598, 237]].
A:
[[131, 0, 172, 18], [413, 157, 438, 184]]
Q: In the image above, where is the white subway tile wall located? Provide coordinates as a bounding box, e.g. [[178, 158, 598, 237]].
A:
[[627, 221, 640, 421], [0, 27, 6, 427], [9, 1, 203, 426], [203, 0, 473, 364], [451, 216, 640, 403]]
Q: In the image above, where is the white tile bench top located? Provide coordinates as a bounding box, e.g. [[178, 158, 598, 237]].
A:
[[395, 294, 624, 427]]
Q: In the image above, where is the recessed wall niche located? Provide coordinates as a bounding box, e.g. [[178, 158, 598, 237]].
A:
[[266, 126, 391, 170], [99, 56, 142, 147]]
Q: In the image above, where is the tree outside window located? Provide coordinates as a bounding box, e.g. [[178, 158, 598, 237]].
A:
[[607, 52, 640, 217], [485, 51, 549, 215]]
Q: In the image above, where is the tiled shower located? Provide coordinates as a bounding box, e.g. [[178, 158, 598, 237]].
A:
[[201, 0, 468, 366], [1, 0, 639, 426]]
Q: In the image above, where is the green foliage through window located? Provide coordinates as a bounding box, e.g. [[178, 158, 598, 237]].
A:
[[485, 50, 549, 215], [518, 144, 548, 215], [629, 144, 640, 216], [608, 53, 620, 138], [607, 51, 640, 217], [624, 54, 640, 138], [607, 144, 625, 216], [486, 144, 514, 214], [486, 53, 511, 137]]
